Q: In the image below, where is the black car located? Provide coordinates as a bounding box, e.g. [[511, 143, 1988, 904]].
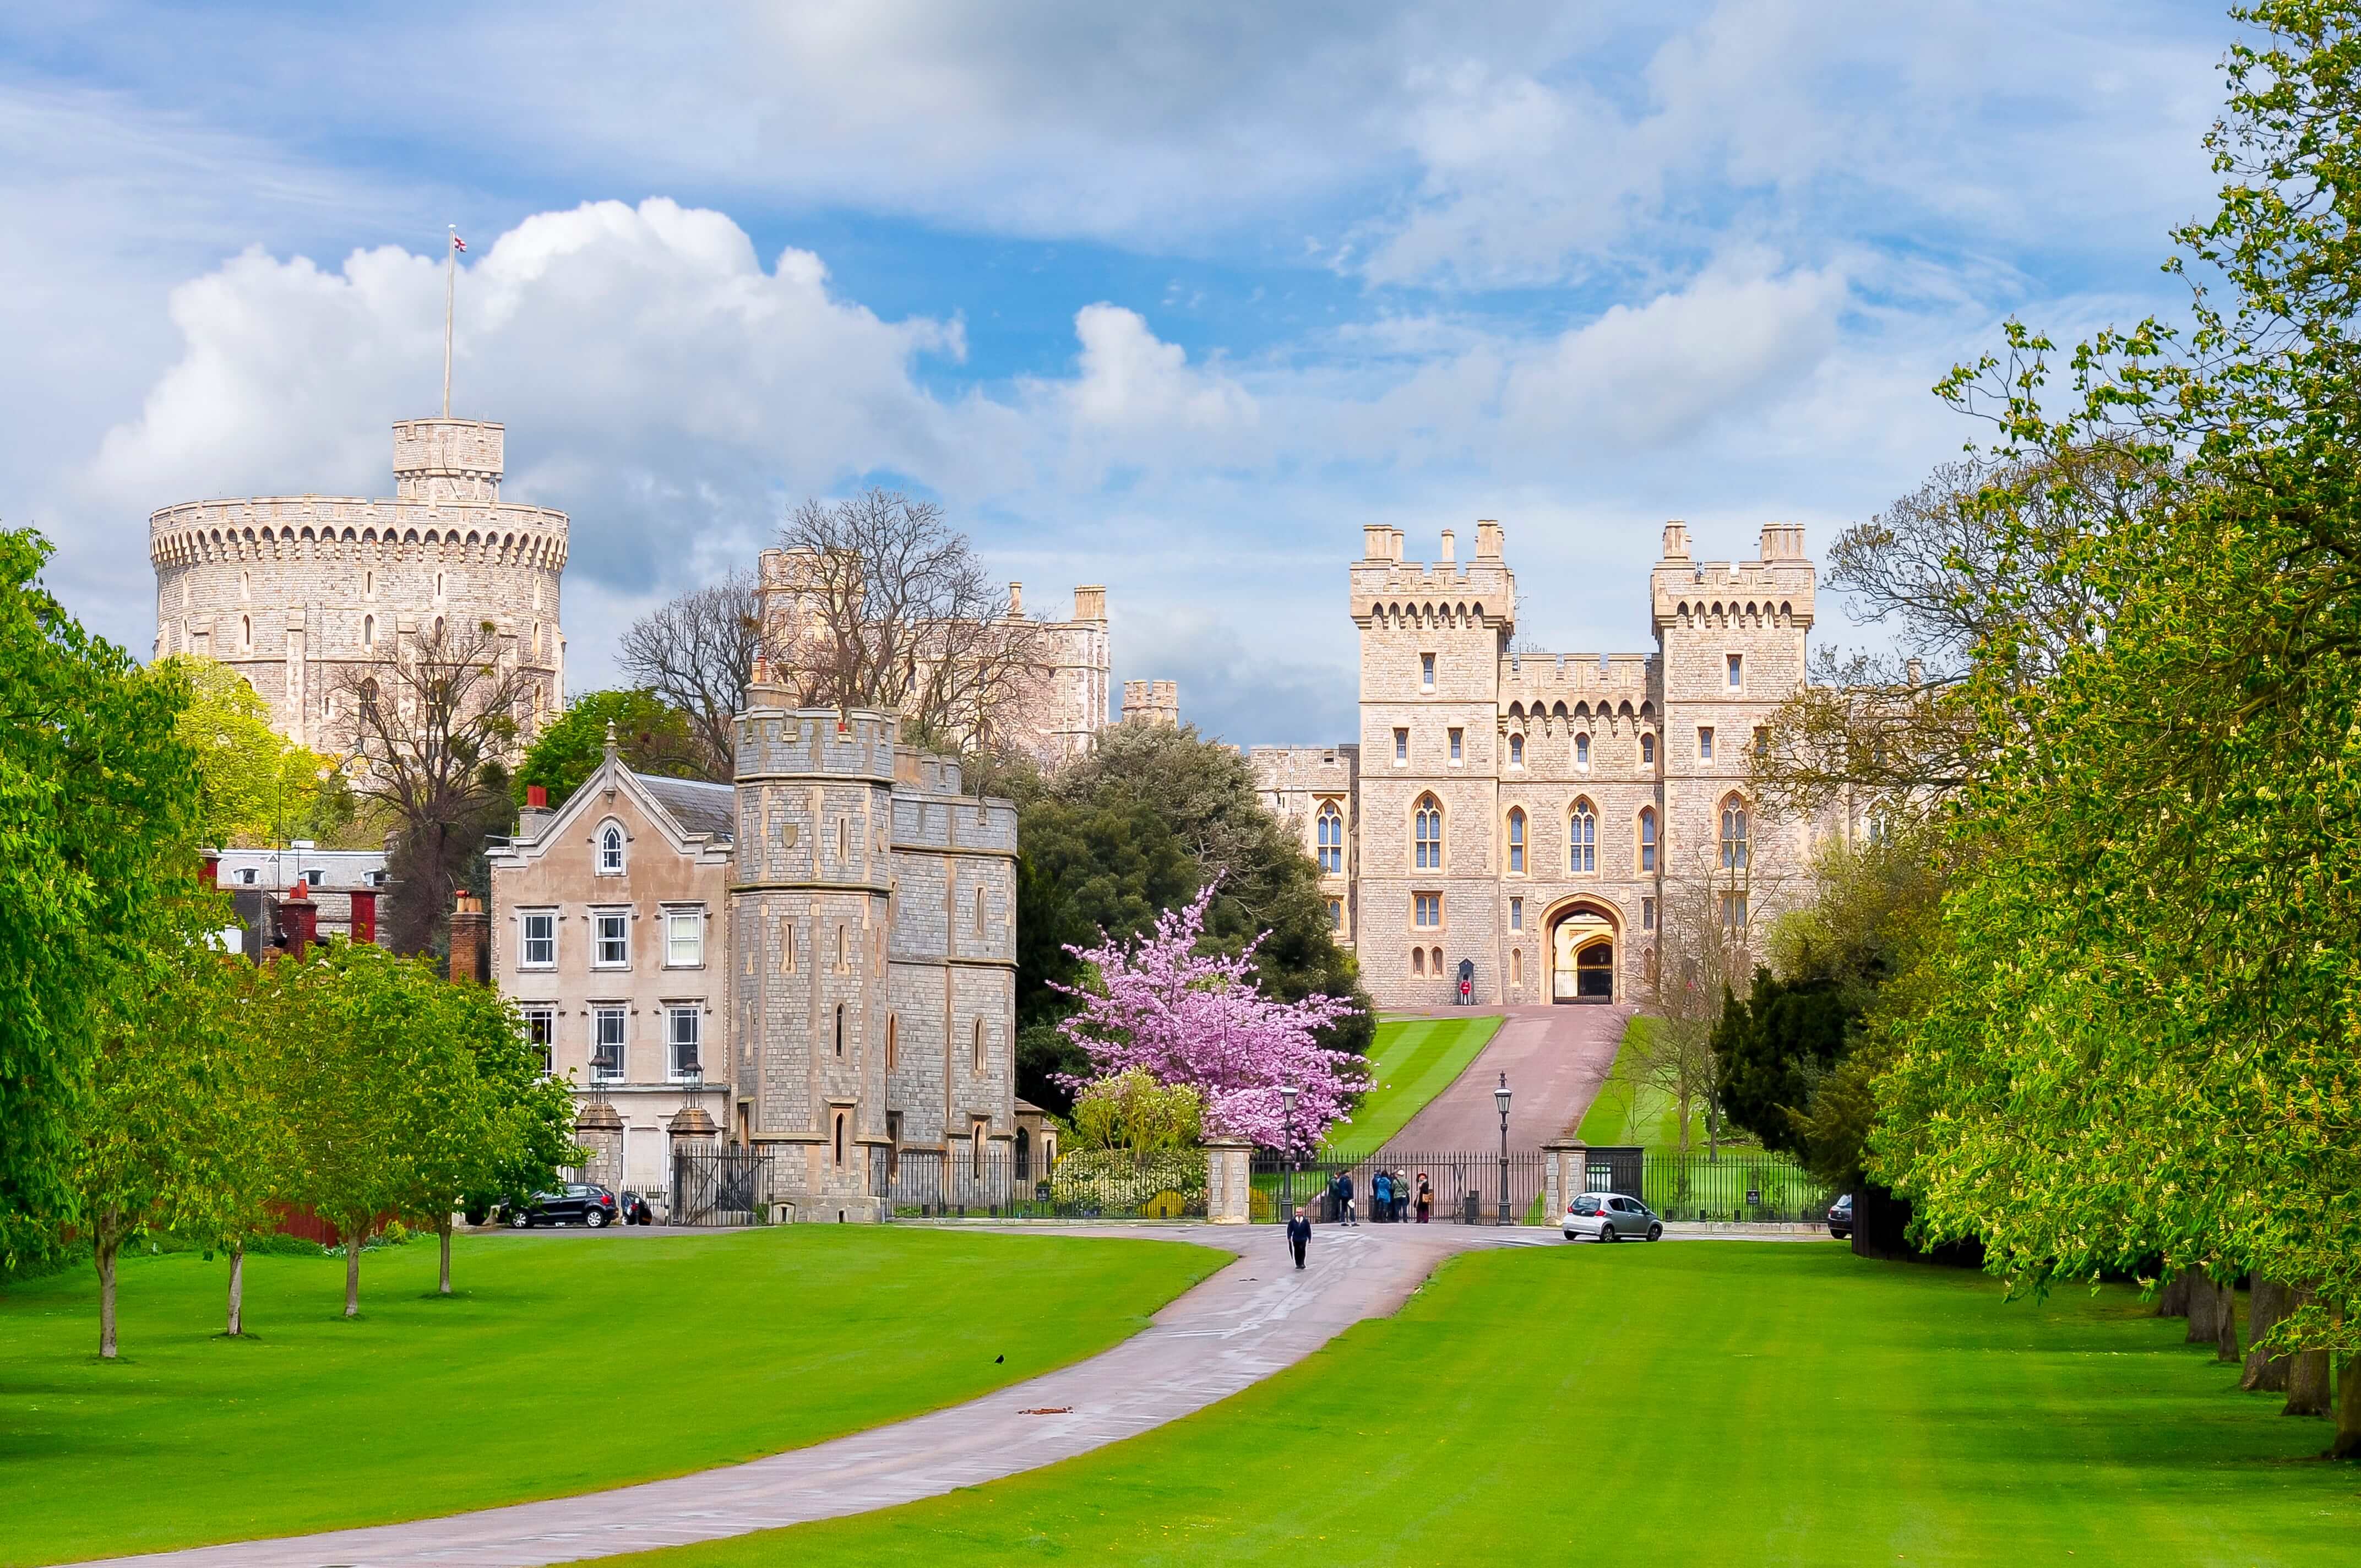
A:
[[508, 1183, 619, 1228], [618, 1191, 655, 1226], [1826, 1193, 1854, 1241]]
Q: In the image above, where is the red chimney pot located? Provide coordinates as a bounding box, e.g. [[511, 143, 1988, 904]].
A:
[[527, 785, 548, 809]]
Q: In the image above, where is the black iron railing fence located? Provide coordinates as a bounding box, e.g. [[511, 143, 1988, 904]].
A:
[[671, 1147, 780, 1228], [889, 1147, 1207, 1221], [1250, 1150, 1549, 1225]]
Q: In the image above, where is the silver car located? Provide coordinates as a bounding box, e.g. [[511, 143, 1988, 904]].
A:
[[1562, 1191, 1663, 1243]]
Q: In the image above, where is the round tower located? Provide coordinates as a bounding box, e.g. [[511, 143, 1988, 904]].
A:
[[148, 416, 568, 754]]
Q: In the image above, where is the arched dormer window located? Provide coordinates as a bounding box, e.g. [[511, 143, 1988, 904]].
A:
[[1506, 807, 1526, 874], [1638, 807, 1658, 873], [1508, 733, 1525, 767], [1316, 803, 1343, 873], [1413, 794, 1443, 871], [1569, 800, 1596, 873], [597, 823, 625, 874], [1721, 796, 1750, 870]]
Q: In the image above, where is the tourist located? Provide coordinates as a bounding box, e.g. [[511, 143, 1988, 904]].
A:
[[1287, 1205, 1312, 1269], [1394, 1169, 1412, 1223], [1335, 1168, 1357, 1225], [1372, 1168, 1392, 1223], [1415, 1173, 1433, 1223]]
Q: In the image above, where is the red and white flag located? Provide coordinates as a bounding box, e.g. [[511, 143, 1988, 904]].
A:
[[451, 232, 466, 253]]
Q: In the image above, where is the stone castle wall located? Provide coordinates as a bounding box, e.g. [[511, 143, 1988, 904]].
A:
[[149, 417, 567, 754]]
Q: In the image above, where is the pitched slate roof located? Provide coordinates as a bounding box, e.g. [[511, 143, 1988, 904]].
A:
[[632, 771, 735, 842]]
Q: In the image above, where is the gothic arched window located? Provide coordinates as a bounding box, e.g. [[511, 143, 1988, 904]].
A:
[[1721, 797, 1750, 870], [1316, 803, 1343, 873], [1506, 807, 1526, 875], [1569, 800, 1596, 873], [1638, 807, 1658, 873], [1413, 794, 1444, 870], [1641, 732, 1656, 766], [1575, 732, 1591, 768], [598, 823, 625, 874], [1508, 732, 1525, 767]]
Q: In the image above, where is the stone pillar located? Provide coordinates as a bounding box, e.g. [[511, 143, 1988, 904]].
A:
[[575, 1099, 624, 1190], [1542, 1138, 1588, 1224], [1205, 1138, 1254, 1224]]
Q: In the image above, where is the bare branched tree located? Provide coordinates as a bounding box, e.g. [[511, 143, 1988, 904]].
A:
[[334, 618, 530, 954], [765, 489, 1052, 757], [617, 569, 761, 780]]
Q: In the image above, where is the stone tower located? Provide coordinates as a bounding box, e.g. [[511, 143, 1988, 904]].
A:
[[148, 416, 567, 753]]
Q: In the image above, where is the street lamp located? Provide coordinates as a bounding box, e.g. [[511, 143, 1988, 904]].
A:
[[1494, 1072, 1514, 1226], [1280, 1083, 1299, 1214]]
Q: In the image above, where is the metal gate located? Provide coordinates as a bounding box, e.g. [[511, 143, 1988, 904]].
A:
[[1250, 1148, 1549, 1225], [671, 1148, 777, 1227]]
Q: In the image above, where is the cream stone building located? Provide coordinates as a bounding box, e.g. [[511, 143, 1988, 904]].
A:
[[488, 699, 1037, 1220], [149, 416, 567, 753], [1254, 520, 1823, 1012]]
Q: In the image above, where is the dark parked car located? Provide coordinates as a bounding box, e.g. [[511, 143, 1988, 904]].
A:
[[619, 1190, 655, 1226], [1826, 1193, 1854, 1241], [508, 1184, 619, 1229]]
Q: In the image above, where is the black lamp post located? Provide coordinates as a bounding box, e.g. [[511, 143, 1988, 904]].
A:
[[1280, 1083, 1299, 1215], [1494, 1072, 1514, 1226]]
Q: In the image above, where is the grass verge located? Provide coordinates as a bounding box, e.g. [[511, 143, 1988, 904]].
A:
[[0, 1225, 1219, 1566], [1329, 1014, 1503, 1151], [606, 1243, 2361, 1567]]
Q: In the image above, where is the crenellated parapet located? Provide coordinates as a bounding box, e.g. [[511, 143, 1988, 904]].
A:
[[1350, 520, 1516, 633]]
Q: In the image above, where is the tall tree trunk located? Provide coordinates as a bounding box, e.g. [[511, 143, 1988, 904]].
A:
[[2242, 1277, 2291, 1392], [343, 1231, 362, 1319], [438, 1216, 453, 1295], [2186, 1268, 2224, 1347], [96, 1237, 120, 1360], [2284, 1287, 2332, 1417], [224, 1246, 245, 1337], [2334, 1353, 2361, 1461], [2213, 1276, 2242, 1364], [2158, 1270, 2191, 1318]]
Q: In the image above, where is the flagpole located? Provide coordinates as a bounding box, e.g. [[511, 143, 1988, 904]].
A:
[[442, 226, 456, 418]]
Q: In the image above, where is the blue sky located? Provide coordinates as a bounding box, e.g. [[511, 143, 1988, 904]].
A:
[[2, 1, 2237, 744]]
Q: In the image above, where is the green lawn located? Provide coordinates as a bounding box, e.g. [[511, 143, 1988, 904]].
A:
[[608, 1243, 2361, 1567], [1329, 1014, 1502, 1152], [0, 1226, 1221, 1566]]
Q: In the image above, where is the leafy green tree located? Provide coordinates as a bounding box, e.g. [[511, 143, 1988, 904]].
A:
[[177, 977, 293, 1338], [0, 527, 205, 1272], [515, 687, 709, 810], [166, 654, 353, 847]]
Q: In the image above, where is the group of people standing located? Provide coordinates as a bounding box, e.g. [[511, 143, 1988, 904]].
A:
[[1324, 1167, 1433, 1224]]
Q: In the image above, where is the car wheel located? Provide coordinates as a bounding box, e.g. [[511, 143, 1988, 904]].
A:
[[509, 1210, 531, 1229], [586, 1209, 608, 1229], [1600, 1223, 1618, 1243], [1647, 1223, 1663, 1242], [1563, 1229, 1578, 1241]]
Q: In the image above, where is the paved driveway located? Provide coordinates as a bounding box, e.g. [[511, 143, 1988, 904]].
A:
[[1391, 1003, 1631, 1150]]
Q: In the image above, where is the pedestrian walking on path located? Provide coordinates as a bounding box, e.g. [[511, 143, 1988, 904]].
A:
[[1286, 1206, 1312, 1269]]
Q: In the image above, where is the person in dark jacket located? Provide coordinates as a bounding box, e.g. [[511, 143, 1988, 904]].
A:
[[1287, 1206, 1312, 1269], [1372, 1169, 1392, 1222], [1334, 1169, 1357, 1225]]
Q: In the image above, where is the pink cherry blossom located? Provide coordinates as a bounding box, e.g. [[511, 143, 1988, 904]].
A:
[[1057, 884, 1367, 1150]]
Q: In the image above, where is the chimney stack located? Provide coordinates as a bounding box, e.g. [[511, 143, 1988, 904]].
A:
[[349, 888, 378, 945], [519, 782, 553, 844], [1475, 520, 1504, 559], [1071, 585, 1106, 622], [449, 889, 490, 985], [1661, 521, 1691, 560], [1438, 529, 1456, 563], [280, 877, 319, 961]]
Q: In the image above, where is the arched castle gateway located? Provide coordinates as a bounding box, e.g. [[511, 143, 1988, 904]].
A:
[[149, 416, 568, 753], [1253, 520, 1834, 1013]]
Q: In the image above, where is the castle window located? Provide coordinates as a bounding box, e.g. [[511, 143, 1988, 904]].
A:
[[1728, 653, 1743, 688], [1721, 891, 1749, 933], [592, 909, 629, 968], [1420, 652, 1435, 692], [1316, 803, 1343, 872], [1754, 725, 1770, 758], [360, 678, 380, 723], [1575, 732, 1590, 768], [1413, 794, 1443, 870], [1448, 728, 1464, 765], [835, 1002, 846, 1057], [1698, 726, 1715, 763], [1511, 949, 1522, 985], [1394, 728, 1408, 765], [972, 1017, 986, 1072], [781, 917, 797, 973], [1639, 807, 1658, 873], [1641, 732, 1656, 766], [1414, 892, 1441, 928], [1721, 798, 1749, 870], [972, 1117, 989, 1175], [886, 1013, 899, 1072], [1508, 733, 1524, 767], [1431, 945, 1443, 975], [834, 1112, 846, 1167], [364, 570, 374, 598], [668, 1006, 701, 1079], [239, 614, 252, 651], [1506, 808, 1526, 874], [838, 816, 850, 863], [1327, 897, 1343, 931], [1411, 947, 1426, 976], [598, 823, 625, 874], [1569, 801, 1596, 873], [1643, 897, 1657, 932], [835, 924, 847, 969], [974, 884, 987, 934], [362, 613, 374, 647], [436, 571, 446, 600], [1510, 896, 1523, 930]]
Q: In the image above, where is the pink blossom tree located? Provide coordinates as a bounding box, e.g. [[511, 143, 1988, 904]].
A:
[[1058, 885, 1366, 1150]]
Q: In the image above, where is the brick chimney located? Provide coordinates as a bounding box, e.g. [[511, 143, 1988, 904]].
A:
[[280, 878, 319, 961], [449, 889, 490, 985], [349, 889, 378, 945]]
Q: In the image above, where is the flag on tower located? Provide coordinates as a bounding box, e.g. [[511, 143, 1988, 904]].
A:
[[451, 232, 466, 253]]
